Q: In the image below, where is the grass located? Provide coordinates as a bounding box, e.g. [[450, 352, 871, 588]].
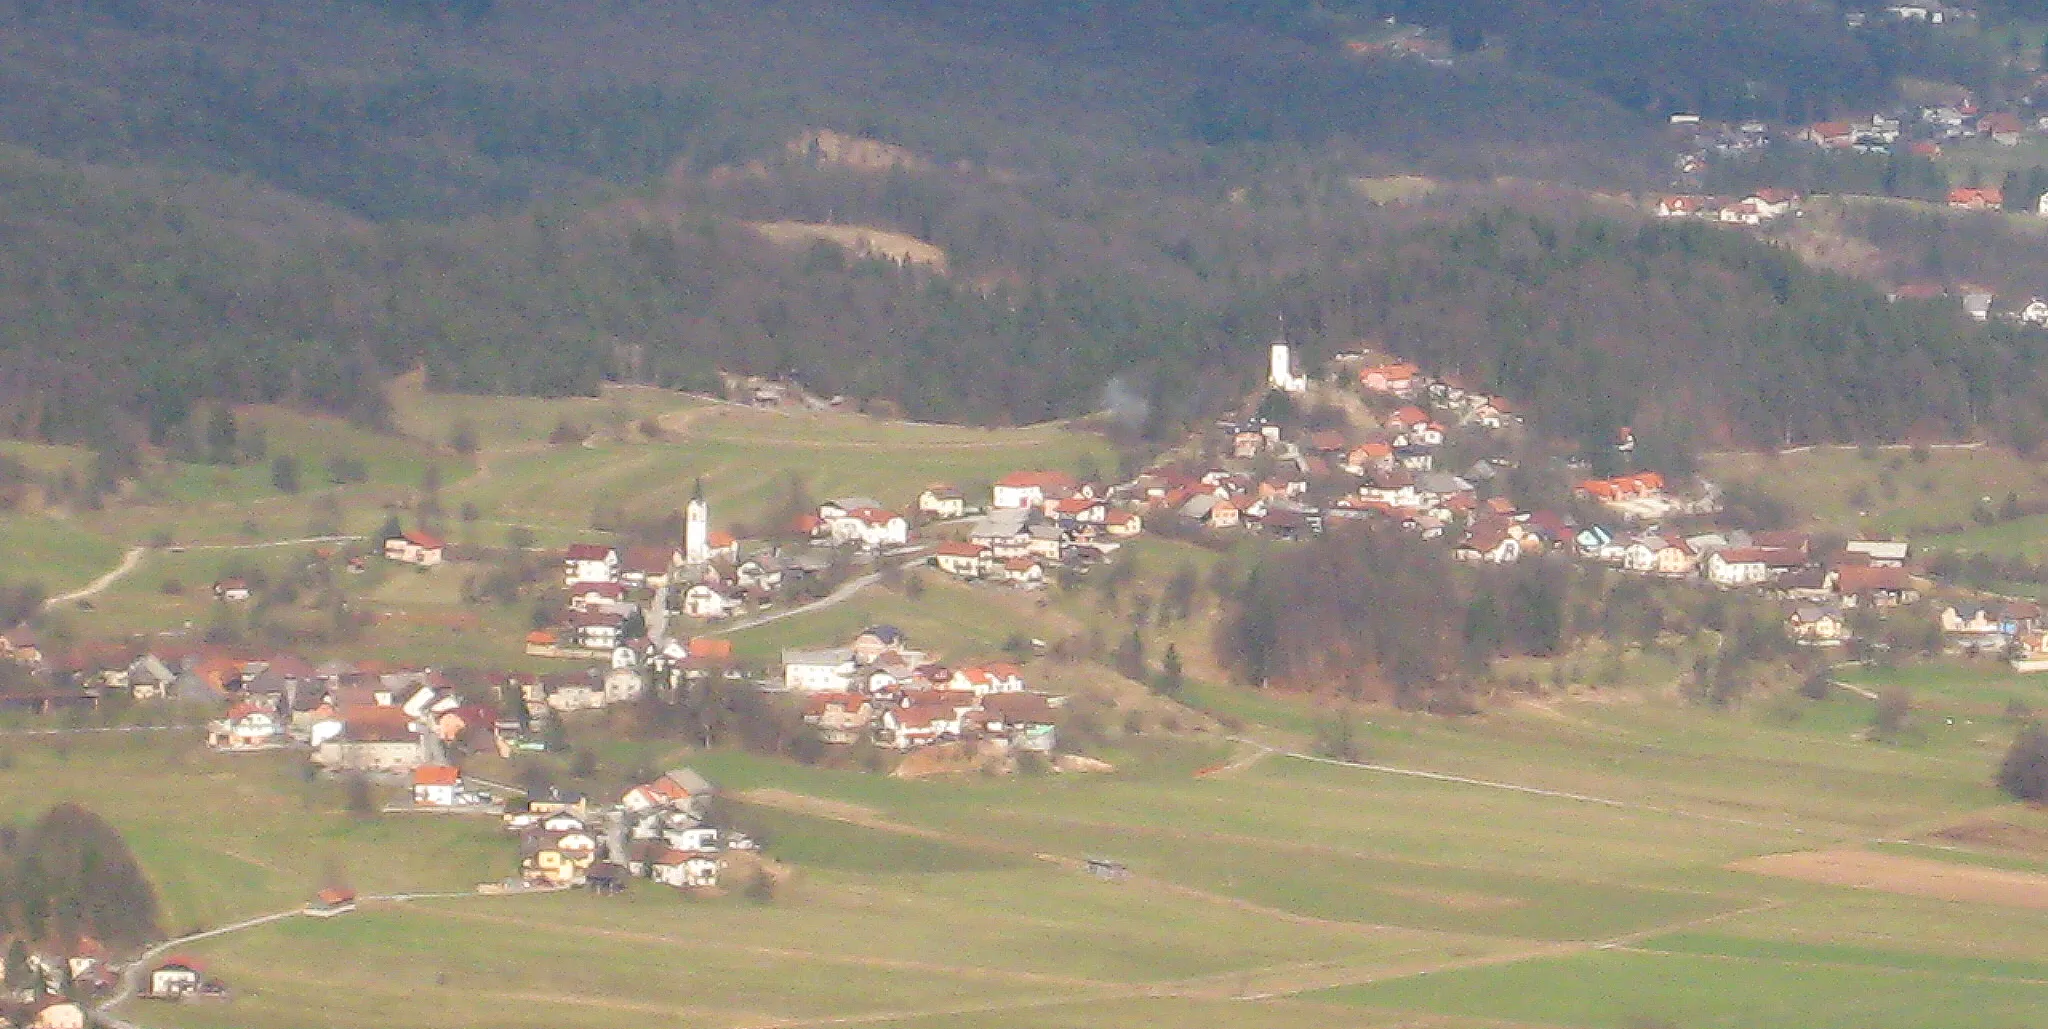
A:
[[1705, 444, 2048, 540], [0, 514, 122, 595], [1314, 947, 2048, 1029]]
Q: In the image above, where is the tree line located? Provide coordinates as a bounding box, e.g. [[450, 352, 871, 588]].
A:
[[0, 803, 159, 949]]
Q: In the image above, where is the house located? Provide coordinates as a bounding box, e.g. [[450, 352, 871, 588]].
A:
[[918, 485, 967, 519], [618, 547, 679, 589], [563, 543, 619, 586], [995, 556, 1045, 585], [1705, 547, 1802, 586], [412, 764, 462, 806], [952, 664, 1025, 695], [650, 848, 720, 888], [1788, 605, 1849, 646], [1948, 186, 2003, 210], [1982, 111, 2026, 145], [2022, 299, 2048, 326], [968, 692, 1059, 751], [1455, 524, 1521, 564], [993, 471, 1080, 510], [1048, 496, 1108, 523], [570, 611, 626, 651], [1834, 565, 1920, 606], [542, 671, 606, 712], [24, 999, 85, 1029], [212, 578, 252, 603], [306, 886, 357, 917], [384, 530, 446, 567], [1844, 539, 1910, 567], [569, 581, 628, 613], [827, 507, 909, 550], [734, 555, 785, 592], [1103, 510, 1143, 537], [314, 706, 424, 772], [208, 701, 282, 751], [521, 828, 599, 886], [1940, 604, 2005, 637], [1624, 536, 1695, 576], [801, 692, 875, 743], [1179, 494, 1240, 529], [1655, 195, 1713, 218], [934, 540, 990, 578], [146, 959, 204, 999], [1358, 362, 1418, 395], [681, 583, 735, 619], [881, 702, 964, 749], [1963, 289, 1995, 322], [783, 647, 856, 692]]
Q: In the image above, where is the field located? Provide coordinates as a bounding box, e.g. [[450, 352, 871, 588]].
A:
[[14, 389, 2048, 1029], [1706, 443, 2048, 551], [6, 380, 1112, 667], [13, 638, 2046, 1029]]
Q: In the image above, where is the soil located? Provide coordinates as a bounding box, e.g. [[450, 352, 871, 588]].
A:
[[1928, 819, 2048, 857], [1731, 849, 2048, 910]]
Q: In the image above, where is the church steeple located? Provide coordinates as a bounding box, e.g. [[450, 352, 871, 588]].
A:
[[685, 477, 710, 565]]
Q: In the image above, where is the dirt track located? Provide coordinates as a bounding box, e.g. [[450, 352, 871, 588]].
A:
[[1731, 849, 2048, 910]]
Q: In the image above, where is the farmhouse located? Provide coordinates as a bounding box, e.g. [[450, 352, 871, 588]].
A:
[[411, 764, 462, 806], [783, 647, 856, 692], [993, 470, 1082, 511], [563, 543, 619, 586], [918, 485, 967, 519], [384, 530, 446, 567]]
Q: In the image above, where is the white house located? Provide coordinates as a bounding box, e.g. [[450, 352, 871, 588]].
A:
[[782, 647, 856, 692], [917, 485, 967, 519], [1845, 539, 1910, 567], [1706, 549, 1772, 586], [828, 508, 909, 550], [412, 765, 462, 806], [571, 611, 625, 651], [563, 543, 619, 586], [933, 541, 991, 578], [681, 583, 735, 619], [651, 849, 720, 888], [384, 530, 446, 567], [992, 471, 1080, 511]]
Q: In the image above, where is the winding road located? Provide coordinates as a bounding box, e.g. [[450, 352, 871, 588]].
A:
[[42, 535, 367, 612]]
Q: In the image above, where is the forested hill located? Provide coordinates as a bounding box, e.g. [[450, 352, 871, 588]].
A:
[[0, 0, 2033, 465]]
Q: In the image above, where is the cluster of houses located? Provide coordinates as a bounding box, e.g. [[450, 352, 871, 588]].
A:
[[929, 473, 1144, 586], [1883, 281, 2048, 327], [507, 767, 758, 893], [0, 945, 232, 1029], [783, 626, 1061, 752], [1653, 189, 1802, 227]]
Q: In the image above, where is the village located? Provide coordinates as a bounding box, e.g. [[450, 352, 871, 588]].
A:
[[0, 330, 2045, 1029]]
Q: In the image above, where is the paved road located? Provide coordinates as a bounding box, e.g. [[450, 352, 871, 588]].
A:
[[714, 549, 929, 636]]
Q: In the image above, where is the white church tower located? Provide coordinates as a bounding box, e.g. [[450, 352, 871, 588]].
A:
[[1269, 340, 1307, 393], [684, 477, 710, 565]]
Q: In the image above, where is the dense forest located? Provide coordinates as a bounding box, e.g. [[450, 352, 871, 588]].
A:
[[0, 0, 2039, 466], [0, 804, 159, 948]]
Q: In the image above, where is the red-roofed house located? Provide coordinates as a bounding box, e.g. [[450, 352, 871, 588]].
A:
[[412, 764, 461, 806], [934, 540, 991, 578], [384, 530, 445, 567], [993, 470, 1081, 510], [562, 543, 619, 586], [1949, 186, 2004, 210]]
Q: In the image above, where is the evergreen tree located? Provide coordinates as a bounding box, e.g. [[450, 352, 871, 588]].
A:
[[379, 513, 404, 543], [3, 940, 33, 996], [1999, 723, 2048, 802], [1115, 630, 1147, 681], [270, 454, 301, 494], [1157, 644, 1184, 698]]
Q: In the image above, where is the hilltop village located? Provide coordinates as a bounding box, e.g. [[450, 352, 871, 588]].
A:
[[1, 339, 2040, 801]]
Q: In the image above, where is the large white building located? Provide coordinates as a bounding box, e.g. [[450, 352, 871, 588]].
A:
[[782, 647, 857, 692]]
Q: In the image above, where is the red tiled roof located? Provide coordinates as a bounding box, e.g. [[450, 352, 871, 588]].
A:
[[996, 470, 1079, 489], [412, 764, 460, 786]]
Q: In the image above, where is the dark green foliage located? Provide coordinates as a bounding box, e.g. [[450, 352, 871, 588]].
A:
[[1998, 722, 2048, 802], [270, 454, 301, 494], [1156, 644, 1184, 697], [0, 803, 161, 947]]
